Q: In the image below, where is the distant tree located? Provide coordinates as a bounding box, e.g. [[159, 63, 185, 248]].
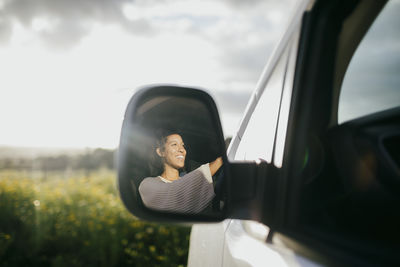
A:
[[0, 158, 33, 170], [0, 148, 116, 174], [92, 148, 115, 169], [0, 158, 15, 169], [74, 148, 115, 176]]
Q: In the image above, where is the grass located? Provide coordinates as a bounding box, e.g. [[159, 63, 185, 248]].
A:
[[0, 169, 191, 267]]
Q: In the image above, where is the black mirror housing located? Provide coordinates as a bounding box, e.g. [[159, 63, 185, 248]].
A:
[[117, 85, 229, 222]]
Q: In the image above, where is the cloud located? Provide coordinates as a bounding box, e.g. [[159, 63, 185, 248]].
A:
[[171, 0, 297, 84], [0, 0, 153, 49], [0, 0, 295, 51], [0, 12, 12, 43], [221, 0, 283, 10], [217, 40, 275, 83], [4, 0, 127, 25], [0, 0, 301, 143], [214, 90, 252, 115], [0, 0, 295, 93]]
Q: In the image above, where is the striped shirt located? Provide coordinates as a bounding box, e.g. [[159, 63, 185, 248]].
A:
[[138, 164, 215, 213]]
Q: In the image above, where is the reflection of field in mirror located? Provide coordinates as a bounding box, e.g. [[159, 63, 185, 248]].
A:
[[0, 170, 190, 266]]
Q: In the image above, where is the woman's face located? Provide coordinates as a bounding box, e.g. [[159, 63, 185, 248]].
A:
[[158, 134, 186, 170]]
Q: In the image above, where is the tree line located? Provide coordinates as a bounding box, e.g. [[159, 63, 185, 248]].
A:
[[0, 148, 116, 173]]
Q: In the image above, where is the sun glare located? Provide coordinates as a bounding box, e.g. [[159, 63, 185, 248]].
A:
[[0, 19, 226, 148]]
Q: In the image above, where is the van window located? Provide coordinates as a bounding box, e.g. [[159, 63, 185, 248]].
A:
[[235, 43, 290, 163], [338, 0, 400, 123]]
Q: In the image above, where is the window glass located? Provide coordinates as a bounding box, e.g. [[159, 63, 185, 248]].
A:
[[235, 45, 289, 162], [339, 0, 400, 123]]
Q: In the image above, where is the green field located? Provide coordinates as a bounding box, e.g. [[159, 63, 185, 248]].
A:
[[0, 170, 190, 267]]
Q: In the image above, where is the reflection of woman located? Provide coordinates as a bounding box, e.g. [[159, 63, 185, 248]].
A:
[[138, 130, 223, 213]]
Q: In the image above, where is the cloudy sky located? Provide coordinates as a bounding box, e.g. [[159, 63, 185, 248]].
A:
[[1, 0, 398, 149], [0, 0, 298, 148]]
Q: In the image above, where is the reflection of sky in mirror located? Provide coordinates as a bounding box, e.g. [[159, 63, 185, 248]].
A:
[[0, 0, 297, 148], [339, 0, 400, 123]]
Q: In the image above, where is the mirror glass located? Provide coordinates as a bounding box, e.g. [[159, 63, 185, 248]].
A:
[[119, 91, 227, 217]]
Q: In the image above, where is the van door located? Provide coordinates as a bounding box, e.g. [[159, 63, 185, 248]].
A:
[[222, 17, 307, 267]]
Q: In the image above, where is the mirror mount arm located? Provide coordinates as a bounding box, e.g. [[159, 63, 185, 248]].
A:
[[227, 161, 279, 225]]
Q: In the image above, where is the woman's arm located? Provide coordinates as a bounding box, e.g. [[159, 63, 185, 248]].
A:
[[209, 157, 223, 176]]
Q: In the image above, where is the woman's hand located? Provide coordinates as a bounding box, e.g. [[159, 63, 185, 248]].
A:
[[209, 157, 223, 176]]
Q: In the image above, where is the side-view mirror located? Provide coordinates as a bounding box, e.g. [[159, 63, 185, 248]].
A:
[[118, 85, 274, 223]]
